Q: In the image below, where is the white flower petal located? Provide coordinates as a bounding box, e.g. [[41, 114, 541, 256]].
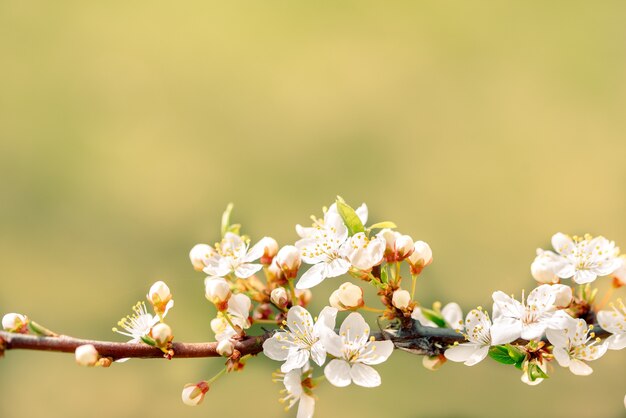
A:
[[339, 312, 370, 344], [552, 233, 574, 256], [297, 394, 315, 418], [321, 332, 343, 358], [234, 263, 263, 279], [360, 340, 394, 365], [296, 263, 327, 289], [262, 334, 291, 361], [324, 359, 352, 387], [444, 343, 480, 364], [281, 348, 310, 373], [568, 358, 593, 376], [309, 340, 327, 367], [490, 318, 522, 345], [349, 363, 381, 387], [313, 306, 338, 337], [442, 303, 463, 330]]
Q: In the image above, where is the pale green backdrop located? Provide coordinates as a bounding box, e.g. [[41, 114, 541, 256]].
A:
[[1, 1, 625, 417]]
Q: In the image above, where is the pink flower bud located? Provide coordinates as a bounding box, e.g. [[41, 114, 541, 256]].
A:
[[275, 245, 301, 280], [181, 381, 209, 406], [205, 277, 232, 310], [408, 241, 433, 274], [258, 237, 279, 265], [270, 287, 288, 308], [395, 235, 415, 260]]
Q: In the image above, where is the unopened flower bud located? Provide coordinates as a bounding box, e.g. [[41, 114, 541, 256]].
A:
[[408, 241, 433, 274], [378, 229, 401, 261], [205, 277, 232, 310], [181, 381, 209, 406], [395, 235, 414, 260], [151, 323, 173, 347], [530, 249, 560, 284], [611, 256, 626, 288], [275, 245, 301, 280], [217, 339, 234, 357], [296, 289, 312, 307], [270, 287, 288, 308], [258, 237, 279, 265], [392, 289, 411, 310], [267, 260, 287, 285], [147, 281, 172, 309], [422, 354, 446, 371], [189, 244, 215, 271], [329, 282, 364, 311], [551, 284, 573, 307], [75, 344, 99, 367], [2, 313, 27, 333]]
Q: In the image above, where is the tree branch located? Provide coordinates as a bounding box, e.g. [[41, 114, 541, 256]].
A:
[[0, 321, 610, 360]]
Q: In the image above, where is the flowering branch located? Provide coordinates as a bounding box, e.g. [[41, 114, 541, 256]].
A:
[[3, 199, 625, 415], [0, 330, 271, 360], [0, 321, 611, 360]]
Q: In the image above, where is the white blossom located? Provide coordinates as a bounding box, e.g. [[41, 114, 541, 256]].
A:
[[542, 233, 621, 284], [270, 287, 289, 308], [112, 302, 160, 343], [202, 233, 264, 279], [217, 339, 234, 357], [322, 312, 394, 387], [444, 308, 492, 366], [597, 299, 626, 350], [263, 306, 337, 372], [490, 284, 570, 344], [258, 237, 279, 264], [295, 213, 350, 289], [151, 323, 172, 346], [211, 294, 252, 341], [546, 311, 608, 376], [278, 368, 315, 418], [339, 232, 385, 271]]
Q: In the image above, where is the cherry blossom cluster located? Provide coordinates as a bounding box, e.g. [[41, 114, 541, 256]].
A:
[[3, 198, 625, 416]]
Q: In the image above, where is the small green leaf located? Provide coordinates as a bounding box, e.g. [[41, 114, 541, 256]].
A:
[[368, 221, 397, 230], [528, 363, 549, 381], [227, 223, 241, 236], [221, 203, 234, 238], [380, 266, 389, 284], [488, 346, 517, 365], [28, 321, 57, 337], [336, 199, 365, 236], [141, 335, 157, 346], [420, 308, 446, 328], [505, 344, 526, 363]]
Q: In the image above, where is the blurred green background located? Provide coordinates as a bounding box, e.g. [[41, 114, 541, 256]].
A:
[[1, 1, 625, 417]]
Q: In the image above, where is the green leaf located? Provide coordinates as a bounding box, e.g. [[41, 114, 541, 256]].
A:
[[221, 203, 234, 238], [141, 335, 157, 346], [528, 363, 549, 381], [420, 308, 446, 328], [335, 198, 365, 236], [380, 266, 389, 284], [488, 346, 517, 365], [505, 344, 526, 363], [368, 221, 397, 230]]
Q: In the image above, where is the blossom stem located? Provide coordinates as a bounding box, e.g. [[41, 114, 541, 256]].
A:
[[207, 366, 228, 384], [311, 375, 326, 385], [223, 313, 245, 337], [394, 262, 401, 285], [360, 305, 385, 313], [410, 274, 418, 300], [287, 280, 298, 306]]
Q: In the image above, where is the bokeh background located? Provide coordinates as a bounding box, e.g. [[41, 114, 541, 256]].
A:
[[1, 1, 626, 417]]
